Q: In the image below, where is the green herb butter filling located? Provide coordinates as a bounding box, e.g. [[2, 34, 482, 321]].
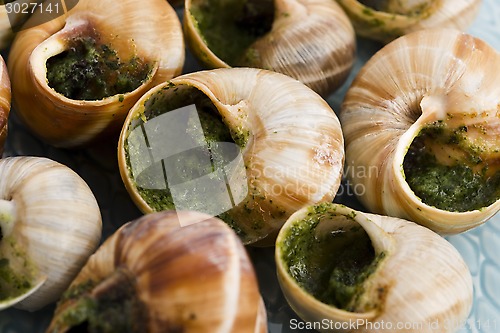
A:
[[358, 0, 432, 16], [189, 0, 274, 65], [53, 269, 147, 333], [46, 35, 151, 101], [0, 234, 35, 301], [403, 122, 500, 212], [0, 258, 32, 300], [280, 204, 384, 312], [125, 85, 246, 214]]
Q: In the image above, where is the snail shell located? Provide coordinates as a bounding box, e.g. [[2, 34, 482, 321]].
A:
[[0, 55, 10, 155], [1, 0, 44, 49], [183, 0, 356, 96], [335, 0, 481, 43], [118, 68, 344, 245], [0, 156, 102, 311], [340, 29, 500, 234], [7, 0, 184, 147], [276, 203, 473, 333], [46, 211, 267, 333], [0, 2, 26, 50], [0, 4, 12, 49]]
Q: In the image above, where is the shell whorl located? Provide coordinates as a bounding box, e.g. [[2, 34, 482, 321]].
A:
[[276, 203, 473, 333], [0, 156, 102, 311], [335, 0, 481, 43], [341, 29, 500, 234], [184, 0, 356, 96]]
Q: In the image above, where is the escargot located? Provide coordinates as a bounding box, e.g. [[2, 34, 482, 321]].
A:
[[340, 29, 500, 234], [118, 68, 345, 245], [276, 203, 473, 333], [7, 0, 184, 147], [47, 211, 267, 333], [0, 55, 9, 155], [183, 0, 356, 96], [335, 0, 481, 42], [1, 1, 23, 49], [0, 3, 12, 49], [0, 156, 102, 311]]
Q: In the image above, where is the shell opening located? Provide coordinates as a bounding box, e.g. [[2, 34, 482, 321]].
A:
[[188, 0, 274, 65], [124, 84, 249, 228], [45, 29, 153, 101], [0, 226, 39, 303], [279, 204, 384, 313], [403, 121, 500, 212], [47, 269, 148, 333]]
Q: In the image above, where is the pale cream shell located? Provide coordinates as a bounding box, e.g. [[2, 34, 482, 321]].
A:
[[276, 203, 473, 333], [184, 0, 356, 96], [47, 211, 267, 333], [118, 68, 345, 245], [340, 28, 500, 234], [0, 5, 12, 49], [7, 0, 184, 147], [336, 0, 481, 43], [0, 3, 25, 49], [0, 156, 102, 311]]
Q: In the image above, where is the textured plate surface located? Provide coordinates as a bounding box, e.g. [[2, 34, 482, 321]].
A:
[[0, 0, 499, 332]]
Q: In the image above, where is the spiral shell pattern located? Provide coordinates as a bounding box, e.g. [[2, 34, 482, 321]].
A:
[[47, 211, 267, 333], [7, 0, 184, 147], [0, 56, 10, 155], [341, 29, 500, 234], [335, 0, 481, 42]]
